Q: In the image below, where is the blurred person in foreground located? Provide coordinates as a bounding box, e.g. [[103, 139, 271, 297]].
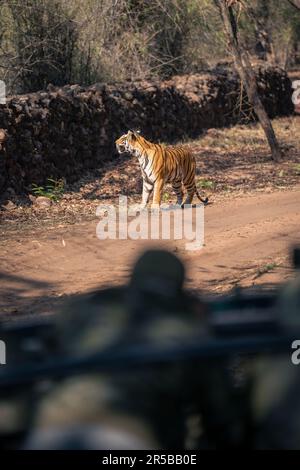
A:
[[24, 250, 250, 450], [23, 248, 300, 449]]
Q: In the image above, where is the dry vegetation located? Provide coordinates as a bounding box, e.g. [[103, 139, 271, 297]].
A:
[[1, 0, 300, 94]]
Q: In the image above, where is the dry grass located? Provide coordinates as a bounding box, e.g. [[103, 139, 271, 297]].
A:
[[190, 116, 300, 198]]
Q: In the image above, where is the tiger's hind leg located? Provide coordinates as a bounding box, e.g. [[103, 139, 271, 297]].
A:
[[183, 184, 208, 206], [182, 180, 195, 206], [172, 180, 183, 206], [182, 160, 208, 207]]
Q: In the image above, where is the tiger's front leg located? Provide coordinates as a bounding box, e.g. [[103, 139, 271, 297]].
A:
[[152, 178, 164, 209], [140, 179, 154, 209]]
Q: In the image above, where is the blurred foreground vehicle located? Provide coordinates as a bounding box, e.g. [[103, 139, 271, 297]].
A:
[[0, 248, 300, 450]]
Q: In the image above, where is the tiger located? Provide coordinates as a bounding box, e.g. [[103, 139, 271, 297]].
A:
[[115, 130, 208, 209]]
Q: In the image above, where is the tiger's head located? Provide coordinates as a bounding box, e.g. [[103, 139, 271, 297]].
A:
[[115, 130, 148, 157]]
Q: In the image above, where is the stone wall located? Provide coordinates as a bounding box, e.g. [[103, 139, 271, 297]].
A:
[[0, 65, 293, 194]]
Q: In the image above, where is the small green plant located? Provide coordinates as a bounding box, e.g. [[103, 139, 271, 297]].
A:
[[31, 178, 65, 201], [255, 262, 277, 278], [162, 191, 170, 202], [197, 179, 215, 190]]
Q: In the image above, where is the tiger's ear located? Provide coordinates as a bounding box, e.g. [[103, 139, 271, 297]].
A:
[[128, 129, 137, 140]]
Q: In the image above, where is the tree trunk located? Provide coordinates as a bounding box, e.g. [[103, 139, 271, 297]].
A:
[[215, 0, 282, 162]]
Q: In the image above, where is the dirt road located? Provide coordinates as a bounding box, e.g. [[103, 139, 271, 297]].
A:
[[1, 187, 300, 319]]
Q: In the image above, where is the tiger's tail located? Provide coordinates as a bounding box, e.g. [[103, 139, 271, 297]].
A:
[[195, 187, 208, 205]]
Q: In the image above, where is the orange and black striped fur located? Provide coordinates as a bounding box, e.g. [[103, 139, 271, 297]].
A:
[[116, 130, 208, 208]]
